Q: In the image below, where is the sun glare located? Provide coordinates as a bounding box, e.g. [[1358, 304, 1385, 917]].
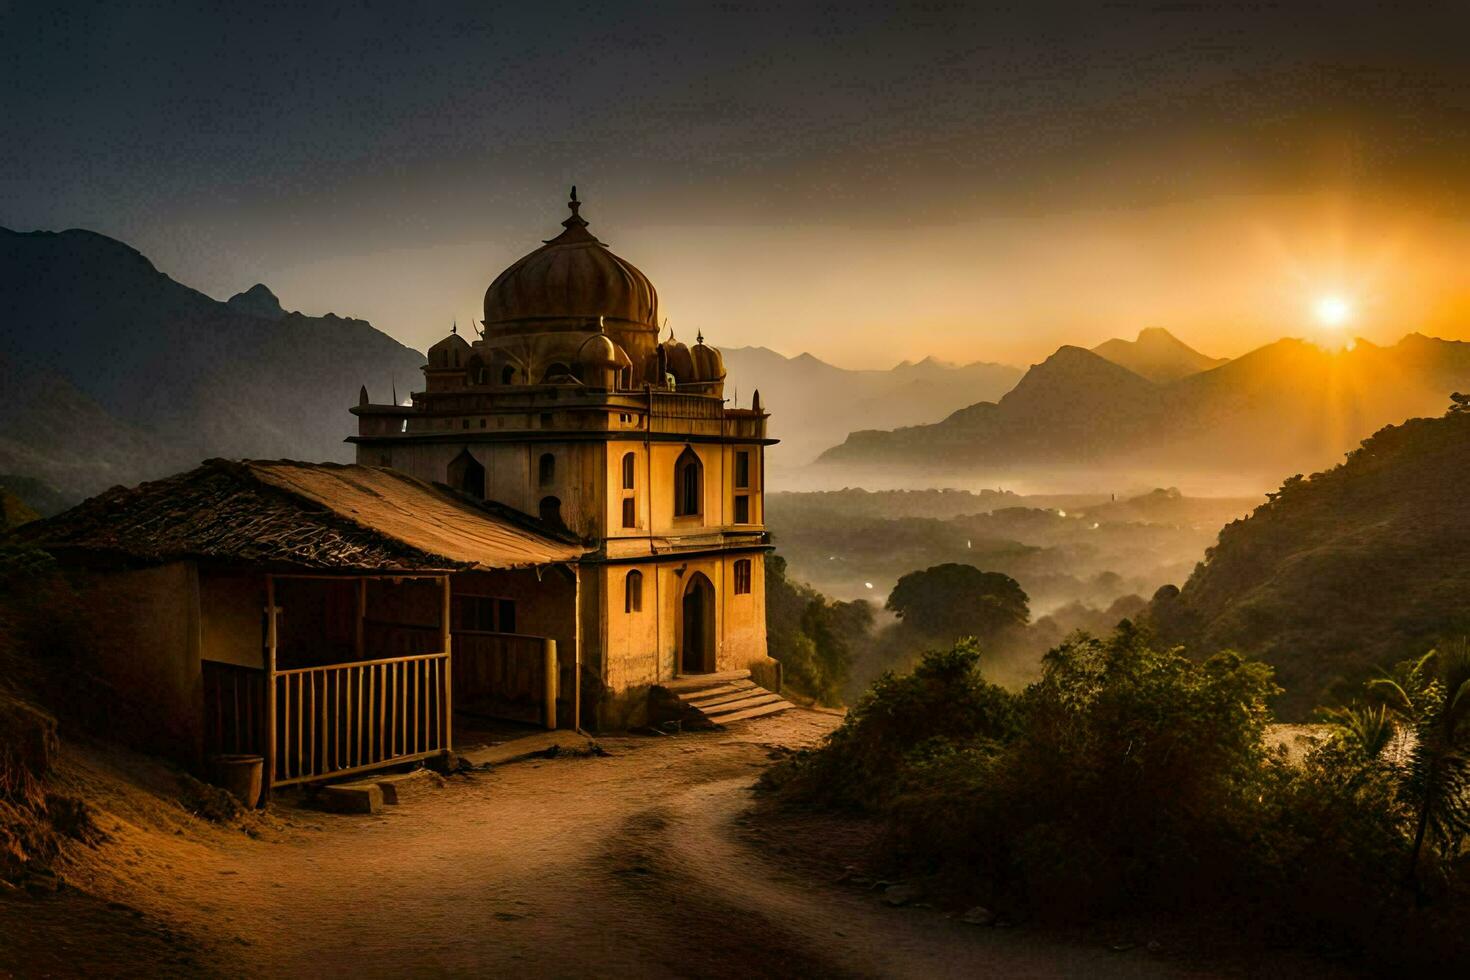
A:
[[1313, 294, 1353, 328]]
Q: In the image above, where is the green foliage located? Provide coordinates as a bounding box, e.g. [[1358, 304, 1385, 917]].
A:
[[886, 563, 1029, 641], [768, 626, 1470, 964], [1365, 643, 1470, 894], [764, 554, 873, 705], [761, 639, 1017, 808], [1147, 402, 1470, 718]]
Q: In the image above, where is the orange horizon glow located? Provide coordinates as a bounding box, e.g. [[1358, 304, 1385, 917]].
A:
[[257, 189, 1470, 371]]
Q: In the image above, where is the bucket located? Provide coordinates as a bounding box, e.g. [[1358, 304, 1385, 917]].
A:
[[212, 754, 264, 809]]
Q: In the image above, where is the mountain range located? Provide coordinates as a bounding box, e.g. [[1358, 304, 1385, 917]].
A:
[[0, 228, 425, 502], [721, 347, 1022, 465], [819, 331, 1470, 489]]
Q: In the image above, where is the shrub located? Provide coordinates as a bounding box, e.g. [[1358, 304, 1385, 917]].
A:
[[761, 639, 1017, 808]]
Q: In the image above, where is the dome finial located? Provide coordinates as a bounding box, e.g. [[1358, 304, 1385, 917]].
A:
[[548, 184, 596, 243]]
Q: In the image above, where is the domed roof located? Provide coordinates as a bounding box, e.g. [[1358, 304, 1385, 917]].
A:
[[690, 332, 725, 382], [483, 189, 658, 332], [426, 328, 471, 369]]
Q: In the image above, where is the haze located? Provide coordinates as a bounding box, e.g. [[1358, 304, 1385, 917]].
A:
[[6, 1, 1470, 365]]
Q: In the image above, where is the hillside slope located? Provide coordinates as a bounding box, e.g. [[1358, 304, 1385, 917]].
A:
[[0, 228, 425, 500], [1147, 399, 1470, 717]]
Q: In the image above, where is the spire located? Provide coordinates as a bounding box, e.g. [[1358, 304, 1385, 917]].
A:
[[546, 184, 598, 244], [696, 329, 704, 345], [451, 319, 458, 335]]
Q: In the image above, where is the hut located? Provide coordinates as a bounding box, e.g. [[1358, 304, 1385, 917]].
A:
[[7, 458, 585, 796]]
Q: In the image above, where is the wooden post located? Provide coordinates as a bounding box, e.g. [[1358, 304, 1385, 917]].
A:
[[355, 577, 367, 660], [264, 574, 278, 802], [543, 637, 558, 730], [441, 575, 453, 752]]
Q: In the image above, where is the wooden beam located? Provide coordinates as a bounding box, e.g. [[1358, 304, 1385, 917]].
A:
[[544, 637, 558, 731], [441, 575, 453, 752], [355, 578, 367, 660], [264, 574, 278, 804]]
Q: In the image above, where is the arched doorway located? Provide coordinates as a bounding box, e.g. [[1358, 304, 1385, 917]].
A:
[[447, 450, 485, 499], [681, 572, 716, 674]]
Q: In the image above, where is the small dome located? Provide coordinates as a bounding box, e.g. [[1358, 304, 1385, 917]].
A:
[[427, 331, 471, 369], [483, 189, 658, 333], [662, 339, 694, 383], [690, 333, 725, 382], [577, 334, 620, 367]]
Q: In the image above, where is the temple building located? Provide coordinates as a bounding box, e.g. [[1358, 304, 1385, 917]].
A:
[[10, 191, 780, 798], [350, 189, 777, 725]]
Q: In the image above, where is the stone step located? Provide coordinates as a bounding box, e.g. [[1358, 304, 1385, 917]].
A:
[[702, 692, 784, 718], [714, 700, 795, 724], [660, 669, 751, 693], [686, 684, 761, 709], [680, 681, 753, 704]]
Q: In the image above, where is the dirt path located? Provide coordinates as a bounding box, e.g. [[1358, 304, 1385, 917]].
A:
[[1, 711, 1318, 978]]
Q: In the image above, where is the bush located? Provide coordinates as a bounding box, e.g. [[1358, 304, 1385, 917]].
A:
[[767, 624, 1470, 966], [761, 639, 1017, 808], [883, 624, 1280, 913]]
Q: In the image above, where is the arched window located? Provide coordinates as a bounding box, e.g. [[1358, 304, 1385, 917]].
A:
[[733, 559, 752, 595], [624, 569, 643, 613], [674, 447, 702, 518], [538, 452, 555, 486], [539, 496, 563, 527], [621, 452, 636, 490], [541, 362, 571, 383], [501, 364, 517, 385], [447, 450, 485, 500]]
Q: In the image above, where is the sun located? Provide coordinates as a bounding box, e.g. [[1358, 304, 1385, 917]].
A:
[[1313, 294, 1353, 329]]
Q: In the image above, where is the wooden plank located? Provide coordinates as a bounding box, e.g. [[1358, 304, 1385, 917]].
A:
[[543, 638, 558, 731], [441, 576, 452, 752], [265, 575, 277, 791]]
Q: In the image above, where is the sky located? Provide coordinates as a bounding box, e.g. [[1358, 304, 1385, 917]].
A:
[[4, 0, 1470, 367]]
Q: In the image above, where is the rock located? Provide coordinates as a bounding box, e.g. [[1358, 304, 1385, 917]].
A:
[[960, 905, 995, 925], [319, 782, 383, 814], [371, 769, 444, 804], [23, 869, 60, 893], [882, 883, 925, 907]]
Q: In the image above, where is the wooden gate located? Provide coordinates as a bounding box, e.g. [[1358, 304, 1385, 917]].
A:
[[269, 652, 449, 786]]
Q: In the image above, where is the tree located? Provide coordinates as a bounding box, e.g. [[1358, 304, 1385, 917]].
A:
[[885, 563, 1029, 642], [1365, 642, 1470, 900], [765, 554, 873, 704]]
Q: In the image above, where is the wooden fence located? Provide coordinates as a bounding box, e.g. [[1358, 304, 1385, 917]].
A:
[[270, 651, 449, 787], [203, 660, 266, 759]]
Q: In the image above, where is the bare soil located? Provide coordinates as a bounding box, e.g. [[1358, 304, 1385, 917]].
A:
[[0, 710, 1348, 978]]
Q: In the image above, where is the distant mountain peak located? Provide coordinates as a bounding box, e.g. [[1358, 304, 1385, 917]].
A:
[[226, 283, 286, 320], [1092, 327, 1227, 384]]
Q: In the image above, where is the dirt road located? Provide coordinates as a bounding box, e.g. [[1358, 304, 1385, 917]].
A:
[[1, 710, 1323, 978]]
